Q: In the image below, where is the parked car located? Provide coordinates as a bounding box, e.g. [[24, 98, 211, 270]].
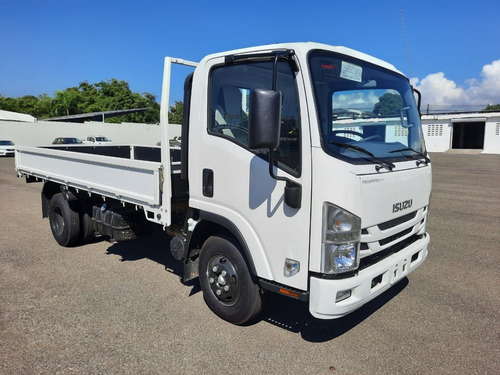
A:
[[52, 137, 83, 145], [0, 140, 15, 156], [84, 135, 112, 145]]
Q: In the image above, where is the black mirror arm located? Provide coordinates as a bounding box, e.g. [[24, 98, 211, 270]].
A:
[[268, 148, 302, 209], [268, 148, 286, 183]]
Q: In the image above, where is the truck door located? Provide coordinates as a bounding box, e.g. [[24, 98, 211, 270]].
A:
[[191, 55, 312, 291]]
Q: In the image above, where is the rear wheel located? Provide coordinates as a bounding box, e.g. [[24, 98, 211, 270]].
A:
[[199, 234, 262, 325], [48, 193, 80, 247], [79, 203, 95, 243]]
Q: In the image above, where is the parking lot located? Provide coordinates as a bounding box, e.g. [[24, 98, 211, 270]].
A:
[[1, 153, 499, 374]]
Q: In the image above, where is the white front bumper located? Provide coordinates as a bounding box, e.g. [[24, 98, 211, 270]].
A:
[[309, 234, 429, 319]]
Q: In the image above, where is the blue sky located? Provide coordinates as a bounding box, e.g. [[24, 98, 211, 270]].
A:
[[1, 0, 499, 110]]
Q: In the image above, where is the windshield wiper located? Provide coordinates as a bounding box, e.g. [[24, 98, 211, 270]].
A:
[[329, 141, 395, 171], [389, 148, 430, 166]]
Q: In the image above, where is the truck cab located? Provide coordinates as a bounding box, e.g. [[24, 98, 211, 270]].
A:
[[177, 42, 430, 322]]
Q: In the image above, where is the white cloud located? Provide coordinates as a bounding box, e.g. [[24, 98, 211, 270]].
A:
[[413, 59, 500, 111], [466, 60, 500, 104]]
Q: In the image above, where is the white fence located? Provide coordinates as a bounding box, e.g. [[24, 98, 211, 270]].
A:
[[0, 120, 181, 146]]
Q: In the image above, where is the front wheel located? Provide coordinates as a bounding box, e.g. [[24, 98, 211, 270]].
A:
[[48, 193, 80, 247], [199, 235, 262, 325]]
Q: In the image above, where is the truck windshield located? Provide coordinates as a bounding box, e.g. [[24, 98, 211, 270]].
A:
[[308, 50, 427, 164]]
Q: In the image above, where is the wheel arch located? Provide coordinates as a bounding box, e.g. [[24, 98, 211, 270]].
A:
[[188, 210, 257, 276], [42, 182, 87, 218]]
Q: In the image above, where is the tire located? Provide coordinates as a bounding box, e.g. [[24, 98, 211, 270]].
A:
[[48, 193, 80, 247], [79, 203, 95, 243], [199, 234, 262, 325]]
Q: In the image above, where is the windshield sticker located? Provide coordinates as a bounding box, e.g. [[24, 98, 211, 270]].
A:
[[340, 61, 362, 82]]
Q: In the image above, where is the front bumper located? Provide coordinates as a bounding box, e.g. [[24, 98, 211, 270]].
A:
[[0, 149, 15, 156], [309, 233, 429, 319]]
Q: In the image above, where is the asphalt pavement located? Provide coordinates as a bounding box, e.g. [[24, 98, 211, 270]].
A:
[[1, 153, 499, 374]]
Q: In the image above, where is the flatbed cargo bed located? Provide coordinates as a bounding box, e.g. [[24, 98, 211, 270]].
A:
[[15, 144, 183, 212]]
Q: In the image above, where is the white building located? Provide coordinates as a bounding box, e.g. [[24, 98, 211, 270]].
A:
[[421, 112, 500, 154]]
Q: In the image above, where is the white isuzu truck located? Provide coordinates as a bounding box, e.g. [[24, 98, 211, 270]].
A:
[[15, 42, 431, 325]]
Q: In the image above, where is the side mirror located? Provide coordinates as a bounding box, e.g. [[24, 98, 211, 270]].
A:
[[248, 88, 302, 210], [248, 88, 282, 150]]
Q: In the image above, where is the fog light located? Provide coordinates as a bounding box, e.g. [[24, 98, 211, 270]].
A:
[[284, 258, 300, 277], [336, 289, 351, 302]]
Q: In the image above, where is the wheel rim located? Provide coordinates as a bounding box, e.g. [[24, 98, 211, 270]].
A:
[[206, 255, 240, 306], [51, 207, 65, 236]]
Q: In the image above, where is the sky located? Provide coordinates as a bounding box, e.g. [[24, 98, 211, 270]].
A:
[[1, 0, 499, 112]]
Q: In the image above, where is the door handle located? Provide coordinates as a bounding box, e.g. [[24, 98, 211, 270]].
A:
[[203, 169, 214, 197]]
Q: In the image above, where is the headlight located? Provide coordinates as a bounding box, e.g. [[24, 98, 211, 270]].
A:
[[321, 203, 361, 274]]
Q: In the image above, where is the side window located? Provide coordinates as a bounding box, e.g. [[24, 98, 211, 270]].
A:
[[212, 84, 249, 144], [209, 60, 301, 175]]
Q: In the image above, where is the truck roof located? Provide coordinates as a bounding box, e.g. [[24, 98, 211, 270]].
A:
[[198, 42, 404, 77]]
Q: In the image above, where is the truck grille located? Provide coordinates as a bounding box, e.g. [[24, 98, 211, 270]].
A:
[[379, 227, 413, 246], [378, 211, 417, 230], [359, 208, 427, 269], [359, 235, 419, 270]]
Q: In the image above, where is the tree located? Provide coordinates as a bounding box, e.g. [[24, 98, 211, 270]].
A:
[[0, 79, 161, 123], [0, 94, 51, 118], [373, 93, 403, 116], [483, 104, 500, 111], [52, 88, 82, 116], [0, 95, 18, 112], [35, 94, 53, 118], [168, 101, 183, 124]]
